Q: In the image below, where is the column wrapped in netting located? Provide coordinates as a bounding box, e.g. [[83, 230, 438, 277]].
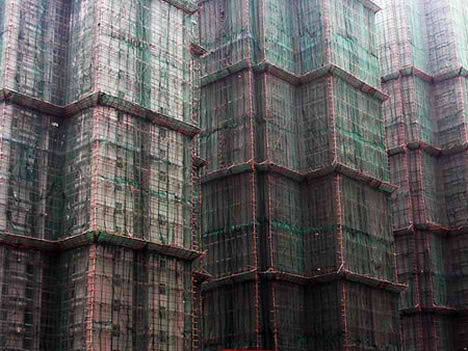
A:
[[0, 0, 201, 349], [449, 233, 468, 309], [295, 0, 324, 74], [261, 0, 381, 84], [0, 0, 70, 105], [378, 0, 468, 78], [376, 0, 430, 78], [142, 251, 193, 349], [304, 175, 395, 282], [377, 0, 468, 350], [303, 176, 340, 275], [0, 1, 6, 82], [299, 76, 389, 181], [381, 79, 406, 150], [406, 150, 446, 226], [272, 282, 306, 351], [456, 315, 468, 349], [54, 247, 94, 350], [305, 281, 400, 350], [415, 231, 450, 308], [433, 77, 468, 150], [440, 151, 468, 228], [383, 76, 435, 148], [401, 314, 456, 351], [304, 282, 344, 350], [320, 0, 381, 87], [298, 78, 330, 170], [201, 172, 255, 278], [68, 0, 198, 122], [257, 0, 298, 74], [394, 234, 418, 311], [201, 0, 381, 85], [199, 0, 252, 77], [202, 281, 259, 351], [392, 220, 452, 310], [0, 0, 200, 118], [340, 176, 395, 281], [56, 245, 193, 350], [199, 1, 397, 349], [388, 153, 412, 231], [0, 246, 52, 350], [199, 70, 254, 173], [263, 173, 304, 275], [59, 107, 194, 248], [425, 0, 468, 77], [346, 283, 400, 349], [0, 102, 63, 239], [256, 73, 301, 170]]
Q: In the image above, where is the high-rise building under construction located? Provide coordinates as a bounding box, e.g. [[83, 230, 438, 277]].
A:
[[0, 0, 203, 349], [378, 0, 468, 349], [198, 0, 468, 349], [198, 0, 403, 350], [1, 0, 468, 350]]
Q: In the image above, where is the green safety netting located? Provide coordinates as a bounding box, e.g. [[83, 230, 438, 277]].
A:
[[401, 314, 456, 351], [201, 0, 381, 87], [383, 76, 435, 147], [0, 103, 194, 248], [202, 281, 260, 351], [377, 0, 468, 78], [0, 0, 199, 122], [199, 2, 396, 349], [69, 0, 198, 122], [0, 244, 193, 349], [305, 281, 400, 350], [0, 0, 201, 350], [200, 73, 388, 180]]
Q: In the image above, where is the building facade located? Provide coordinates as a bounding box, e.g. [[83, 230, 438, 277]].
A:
[[199, 1, 403, 350], [0, 0, 202, 349], [378, 0, 468, 349]]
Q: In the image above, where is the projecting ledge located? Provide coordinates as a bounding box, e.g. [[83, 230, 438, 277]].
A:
[[62, 232, 203, 260], [202, 270, 257, 291], [260, 269, 310, 285], [308, 269, 407, 293], [388, 141, 468, 158], [382, 65, 468, 84], [0, 232, 58, 251], [161, 0, 199, 14], [200, 268, 406, 293], [193, 154, 208, 168], [193, 269, 212, 284], [201, 162, 255, 183], [400, 306, 458, 316], [381, 66, 433, 83], [0, 88, 63, 116], [202, 270, 311, 291], [90, 92, 201, 137], [359, 0, 382, 13], [303, 162, 397, 193], [201, 60, 388, 101], [0, 89, 201, 137], [190, 43, 208, 57], [394, 224, 468, 237], [0, 231, 203, 261], [201, 161, 397, 193], [301, 64, 388, 101]]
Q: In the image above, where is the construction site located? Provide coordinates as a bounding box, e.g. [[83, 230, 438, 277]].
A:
[[0, 0, 466, 350]]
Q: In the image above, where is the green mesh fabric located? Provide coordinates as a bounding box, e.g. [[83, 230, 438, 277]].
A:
[[199, 1, 397, 350], [68, 0, 198, 122], [0, 104, 194, 247], [201, 0, 381, 88]]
